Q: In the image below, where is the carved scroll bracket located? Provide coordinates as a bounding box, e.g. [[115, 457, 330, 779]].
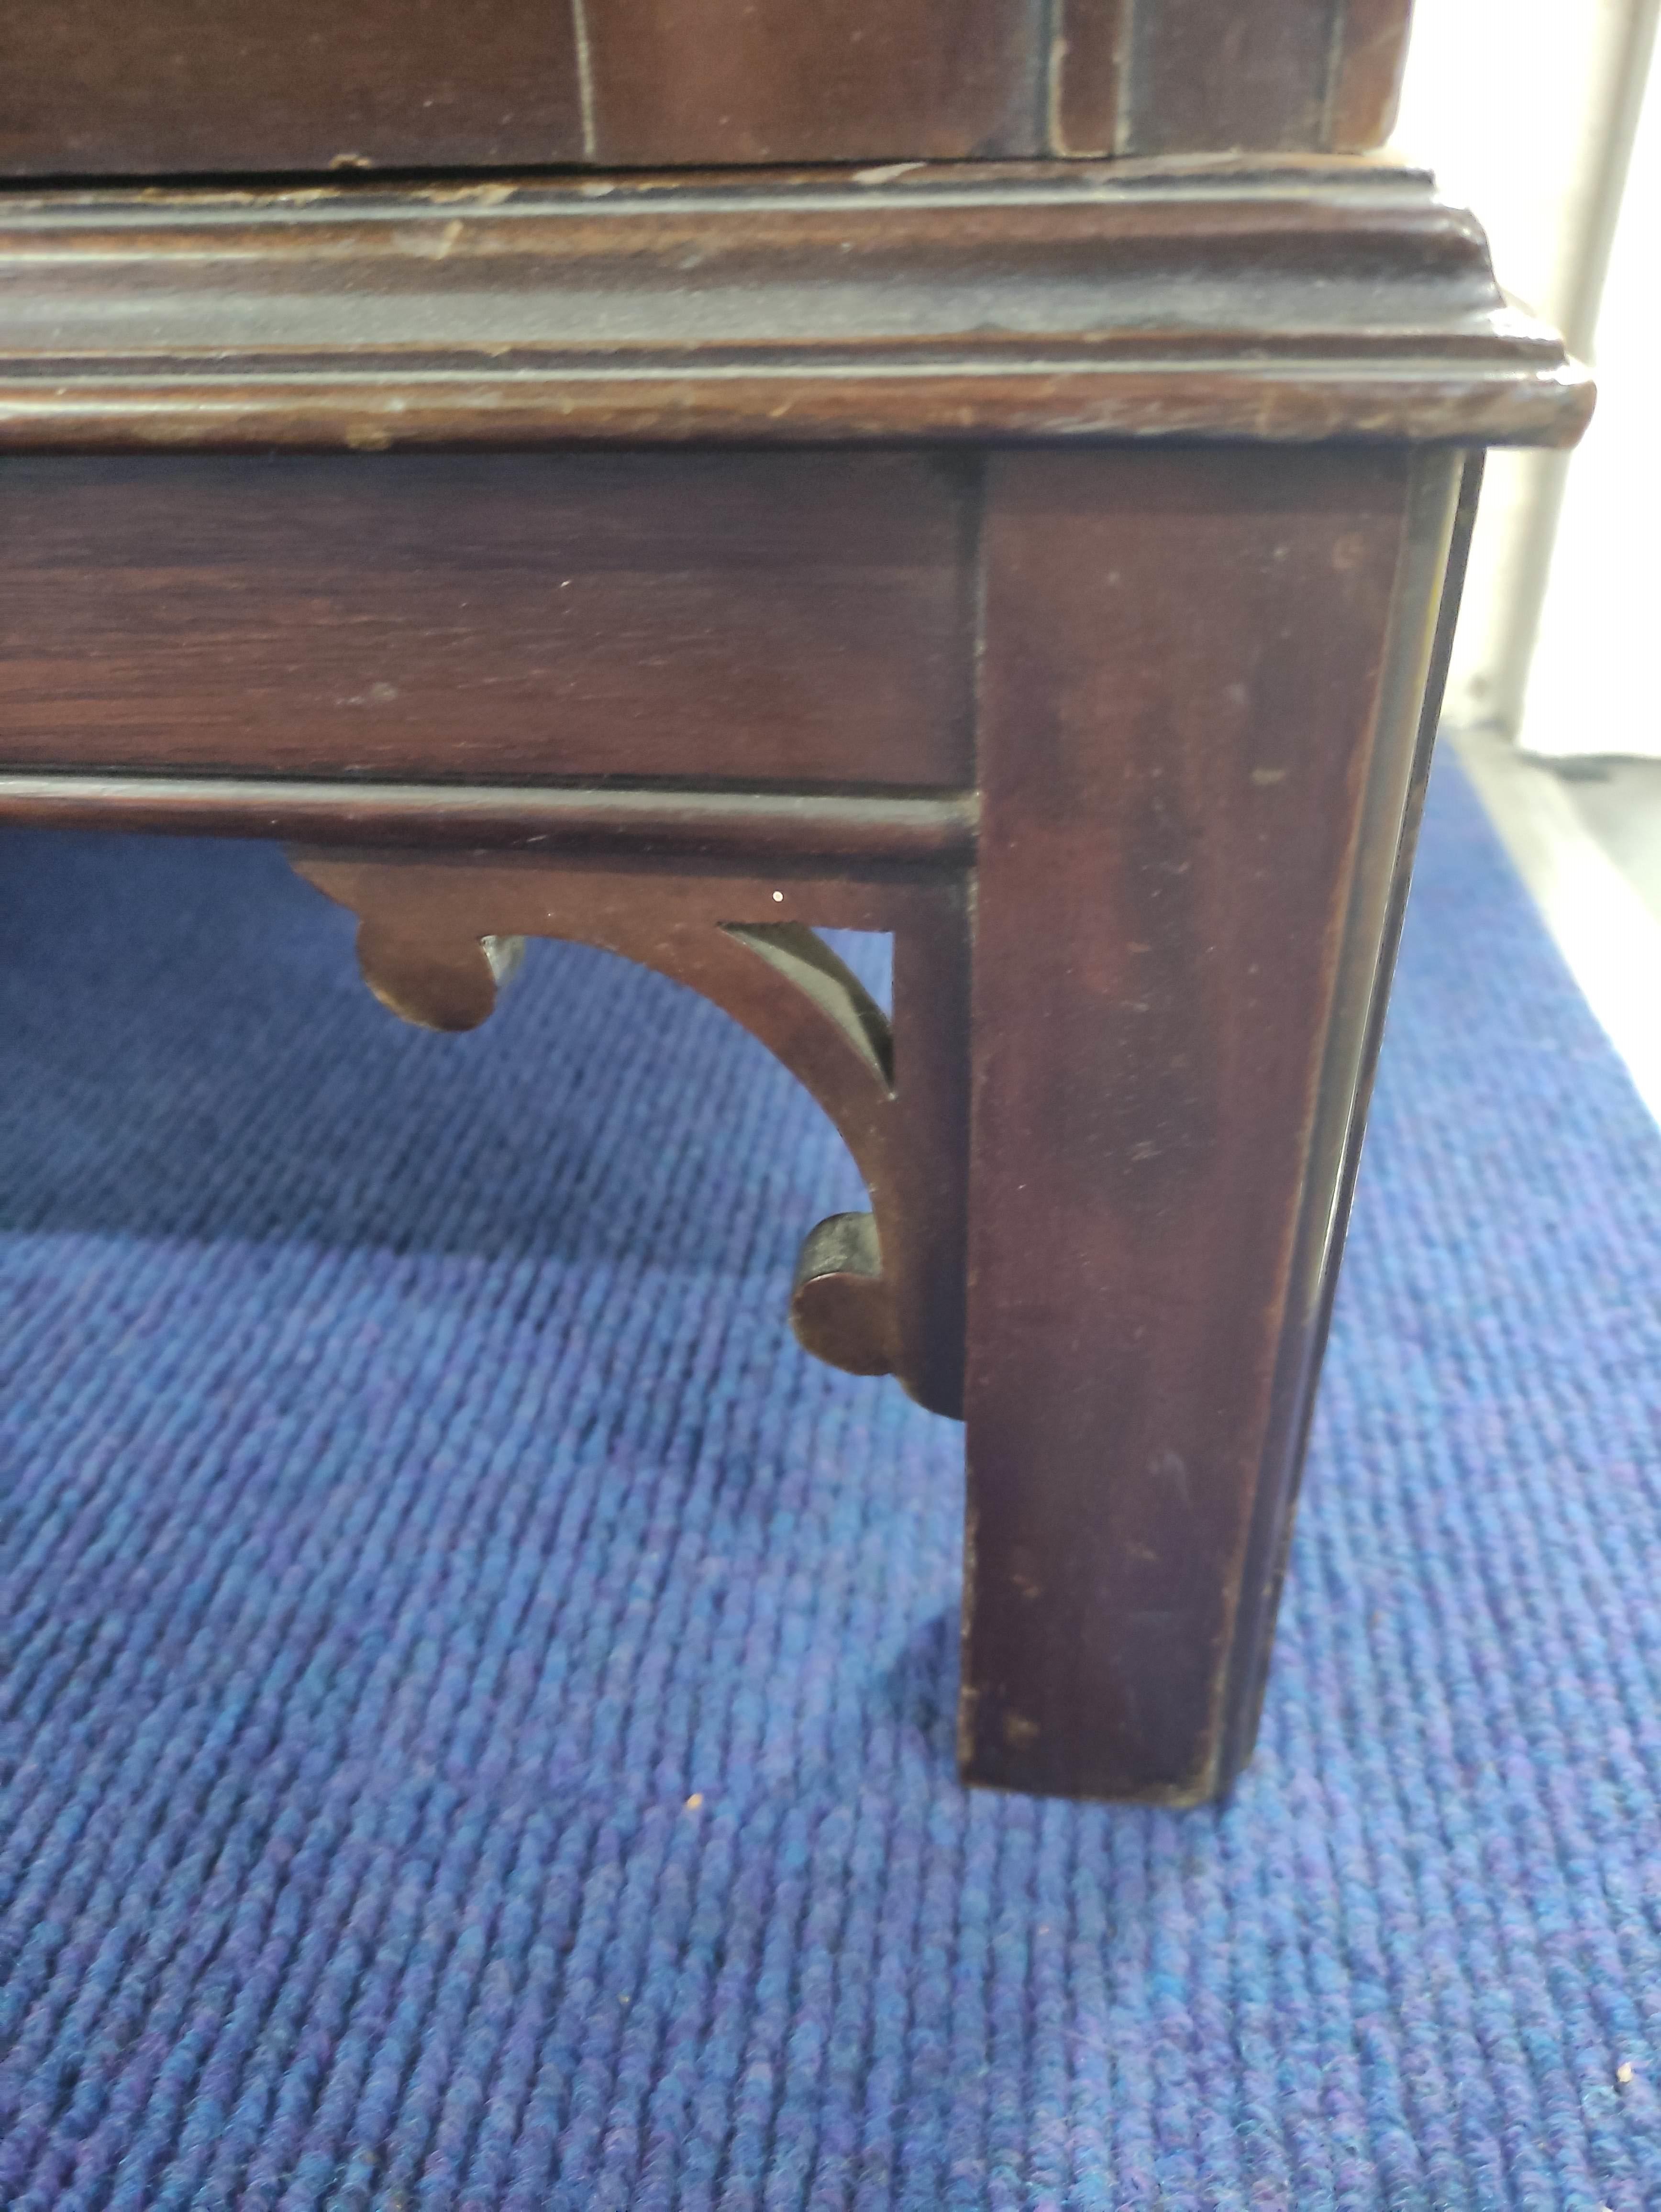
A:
[[290, 849, 971, 1418]]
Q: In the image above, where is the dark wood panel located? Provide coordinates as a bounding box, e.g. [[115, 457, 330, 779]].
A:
[[1126, 0, 1337, 155], [960, 443, 1418, 1801], [0, 453, 976, 786], [0, 0, 1039, 176], [1327, 0, 1416, 149], [0, 0, 582, 177], [0, 0, 1423, 173], [585, 0, 1040, 163]]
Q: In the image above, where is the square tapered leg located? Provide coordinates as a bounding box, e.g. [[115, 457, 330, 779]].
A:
[[958, 445, 1478, 1802]]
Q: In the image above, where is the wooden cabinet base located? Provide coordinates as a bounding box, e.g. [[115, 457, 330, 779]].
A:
[[271, 446, 1475, 1803], [0, 163, 1584, 1800]]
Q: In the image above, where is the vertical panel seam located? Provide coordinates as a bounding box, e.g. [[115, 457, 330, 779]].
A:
[[569, 0, 599, 163], [1036, 0, 1060, 153], [1114, 0, 1140, 156], [1320, 0, 1353, 147], [966, 453, 989, 819]]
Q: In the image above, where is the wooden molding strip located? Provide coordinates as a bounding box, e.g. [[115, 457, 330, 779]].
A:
[[0, 162, 1591, 451], [0, 774, 981, 861]]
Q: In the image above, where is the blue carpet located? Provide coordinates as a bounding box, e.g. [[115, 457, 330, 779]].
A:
[[1, 760, 1658, 2211]]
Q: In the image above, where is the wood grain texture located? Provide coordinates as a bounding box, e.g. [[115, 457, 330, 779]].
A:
[[0, 452, 977, 785], [0, 0, 583, 177], [582, 0, 1040, 163], [0, 167, 1590, 455], [0, 0, 1039, 176], [960, 442, 1430, 1802], [0, 0, 1417, 172]]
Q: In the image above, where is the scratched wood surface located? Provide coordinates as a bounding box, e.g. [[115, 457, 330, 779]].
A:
[[0, 169, 1590, 455]]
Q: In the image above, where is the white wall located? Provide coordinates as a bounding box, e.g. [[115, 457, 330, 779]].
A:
[[1517, 51, 1659, 758], [1394, 0, 1661, 757]]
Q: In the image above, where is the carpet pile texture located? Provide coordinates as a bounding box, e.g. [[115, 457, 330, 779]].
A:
[[1, 762, 1658, 2210]]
